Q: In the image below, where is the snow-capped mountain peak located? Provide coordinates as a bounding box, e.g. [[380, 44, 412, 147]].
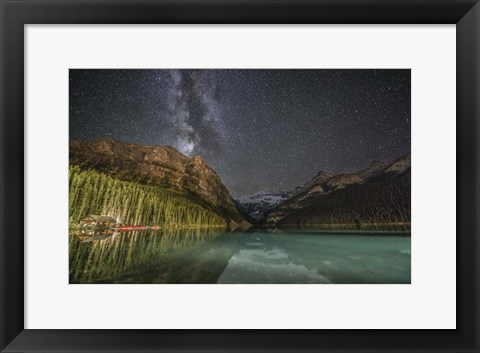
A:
[[235, 191, 291, 222]]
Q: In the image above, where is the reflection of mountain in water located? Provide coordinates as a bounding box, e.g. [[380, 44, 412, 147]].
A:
[[69, 227, 411, 284], [218, 247, 332, 284], [216, 229, 410, 284]]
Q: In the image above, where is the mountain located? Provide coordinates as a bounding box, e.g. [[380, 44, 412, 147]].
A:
[[379, 153, 411, 177], [69, 138, 246, 226], [299, 171, 334, 193], [357, 160, 386, 180], [266, 152, 411, 227], [235, 191, 291, 223]]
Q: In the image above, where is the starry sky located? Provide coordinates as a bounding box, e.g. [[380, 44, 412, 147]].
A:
[[70, 69, 410, 196]]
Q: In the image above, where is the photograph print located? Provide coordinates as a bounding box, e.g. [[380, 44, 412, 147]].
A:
[[69, 69, 411, 284]]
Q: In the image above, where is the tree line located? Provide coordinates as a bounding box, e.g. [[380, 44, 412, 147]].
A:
[[275, 174, 411, 228], [69, 165, 227, 227], [69, 227, 224, 283]]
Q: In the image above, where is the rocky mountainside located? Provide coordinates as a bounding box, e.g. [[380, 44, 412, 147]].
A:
[[381, 153, 411, 177], [357, 160, 386, 180], [266, 152, 411, 227], [69, 139, 245, 225]]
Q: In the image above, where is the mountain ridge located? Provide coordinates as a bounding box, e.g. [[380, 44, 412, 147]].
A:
[[265, 152, 411, 227]]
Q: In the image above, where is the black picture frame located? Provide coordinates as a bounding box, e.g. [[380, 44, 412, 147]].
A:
[[1, 0, 479, 352]]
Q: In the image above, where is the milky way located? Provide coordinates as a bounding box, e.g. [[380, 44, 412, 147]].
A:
[[69, 69, 410, 196]]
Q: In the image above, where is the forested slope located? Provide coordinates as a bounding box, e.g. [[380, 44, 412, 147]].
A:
[[69, 165, 227, 228]]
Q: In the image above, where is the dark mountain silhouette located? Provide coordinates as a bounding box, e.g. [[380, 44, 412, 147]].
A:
[[265, 152, 411, 227]]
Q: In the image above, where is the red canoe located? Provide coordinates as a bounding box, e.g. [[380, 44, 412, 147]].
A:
[[114, 225, 161, 231]]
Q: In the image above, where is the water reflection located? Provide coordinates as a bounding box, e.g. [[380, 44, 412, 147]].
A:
[[69, 227, 411, 284], [75, 227, 117, 242], [220, 229, 411, 284], [218, 247, 332, 284], [69, 227, 231, 283]]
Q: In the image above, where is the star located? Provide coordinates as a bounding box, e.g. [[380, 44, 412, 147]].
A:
[[70, 69, 411, 197]]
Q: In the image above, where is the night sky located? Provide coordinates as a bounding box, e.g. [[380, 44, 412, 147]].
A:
[[70, 69, 410, 196]]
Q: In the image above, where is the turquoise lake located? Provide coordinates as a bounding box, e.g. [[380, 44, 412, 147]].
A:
[[69, 228, 411, 284]]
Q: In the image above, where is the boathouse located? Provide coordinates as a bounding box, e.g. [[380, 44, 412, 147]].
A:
[[79, 215, 118, 229]]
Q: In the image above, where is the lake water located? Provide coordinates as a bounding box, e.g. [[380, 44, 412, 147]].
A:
[[69, 227, 411, 284]]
